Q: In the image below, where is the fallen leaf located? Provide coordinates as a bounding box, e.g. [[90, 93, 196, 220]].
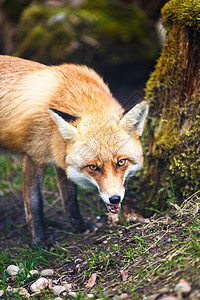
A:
[[121, 270, 129, 281], [193, 203, 199, 216], [85, 272, 97, 289]]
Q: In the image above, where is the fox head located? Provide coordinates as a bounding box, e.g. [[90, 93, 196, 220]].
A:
[[49, 100, 149, 214]]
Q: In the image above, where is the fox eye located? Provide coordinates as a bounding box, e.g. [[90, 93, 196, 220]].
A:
[[88, 164, 99, 171], [118, 159, 127, 167]]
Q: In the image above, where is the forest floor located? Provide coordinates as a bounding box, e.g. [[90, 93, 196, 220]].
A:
[[0, 155, 199, 300]]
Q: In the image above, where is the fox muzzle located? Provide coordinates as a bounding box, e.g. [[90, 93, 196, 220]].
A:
[[109, 195, 121, 204]]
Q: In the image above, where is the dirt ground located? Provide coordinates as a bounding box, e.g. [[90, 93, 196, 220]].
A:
[[0, 191, 199, 299], [0, 189, 140, 248], [0, 191, 88, 247]]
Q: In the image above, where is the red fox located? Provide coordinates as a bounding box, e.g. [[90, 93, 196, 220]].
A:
[[0, 55, 149, 245]]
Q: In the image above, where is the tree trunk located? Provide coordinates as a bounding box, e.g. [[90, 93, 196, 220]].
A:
[[0, 2, 13, 54], [136, 0, 200, 215]]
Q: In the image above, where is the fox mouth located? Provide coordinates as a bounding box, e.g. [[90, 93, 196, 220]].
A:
[[106, 203, 121, 214]]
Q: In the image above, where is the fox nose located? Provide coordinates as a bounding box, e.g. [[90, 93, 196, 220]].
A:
[[109, 195, 121, 204]]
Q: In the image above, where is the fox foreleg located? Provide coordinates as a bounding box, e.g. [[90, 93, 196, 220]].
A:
[[23, 154, 45, 245], [55, 167, 96, 233]]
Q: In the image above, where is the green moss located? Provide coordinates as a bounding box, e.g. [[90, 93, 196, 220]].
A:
[[15, 25, 50, 62], [162, 0, 200, 30], [135, 0, 200, 214]]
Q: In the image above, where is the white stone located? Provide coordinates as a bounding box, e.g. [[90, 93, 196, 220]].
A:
[[19, 287, 30, 298], [52, 285, 65, 295], [175, 279, 191, 295], [120, 293, 129, 299], [27, 269, 39, 278], [63, 283, 72, 291], [30, 277, 48, 292], [40, 269, 54, 277], [159, 287, 169, 294], [6, 265, 20, 276], [69, 291, 77, 298], [0, 290, 4, 296]]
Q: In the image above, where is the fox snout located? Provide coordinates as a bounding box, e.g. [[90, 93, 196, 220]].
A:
[[99, 187, 125, 214], [109, 195, 121, 204], [107, 195, 121, 214], [105, 195, 122, 214]]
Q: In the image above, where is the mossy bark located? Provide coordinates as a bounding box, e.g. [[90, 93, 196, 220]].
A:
[[136, 0, 200, 214]]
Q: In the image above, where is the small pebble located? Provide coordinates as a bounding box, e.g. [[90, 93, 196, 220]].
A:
[[87, 294, 94, 298], [0, 290, 4, 296], [159, 287, 169, 294], [120, 293, 128, 299], [40, 269, 54, 277], [27, 270, 39, 278], [69, 291, 77, 298], [63, 283, 72, 291], [30, 277, 48, 292], [52, 285, 65, 295], [54, 298, 63, 300], [175, 279, 191, 295], [19, 287, 30, 298], [6, 265, 20, 276]]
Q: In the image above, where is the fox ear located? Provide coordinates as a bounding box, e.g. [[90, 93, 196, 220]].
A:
[[120, 100, 149, 136], [48, 108, 78, 140]]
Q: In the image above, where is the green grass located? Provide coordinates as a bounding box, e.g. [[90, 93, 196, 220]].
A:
[[0, 155, 22, 194], [0, 155, 58, 196]]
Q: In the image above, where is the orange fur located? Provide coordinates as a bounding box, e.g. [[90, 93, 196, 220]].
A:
[[0, 55, 122, 168]]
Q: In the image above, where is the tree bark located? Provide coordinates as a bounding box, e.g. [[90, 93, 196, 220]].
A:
[[0, 2, 13, 54], [136, 0, 200, 215]]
